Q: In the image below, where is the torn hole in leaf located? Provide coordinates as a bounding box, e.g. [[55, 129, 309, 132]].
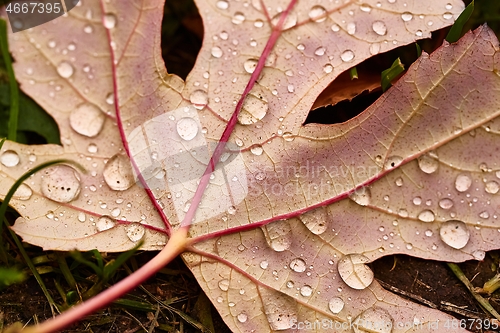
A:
[[161, 0, 203, 80], [305, 41, 428, 125]]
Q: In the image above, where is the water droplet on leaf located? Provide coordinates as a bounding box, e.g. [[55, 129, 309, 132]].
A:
[[337, 254, 374, 290], [401, 12, 413, 21], [126, 223, 145, 242], [309, 5, 327, 22], [95, 215, 116, 232], [439, 220, 469, 249], [353, 307, 393, 333], [243, 58, 258, 74], [439, 198, 454, 209], [418, 154, 438, 174], [237, 313, 247, 323], [41, 165, 81, 203], [56, 61, 74, 78], [261, 288, 297, 330], [238, 94, 268, 124], [218, 279, 230, 291], [232, 12, 245, 24], [340, 50, 354, 62], [1, 150, 20, 167], [189, 90, 208, 110], [262, 220, 292, 252], [103, 154, 135, 191], [349, 187, 371, 206], [299, 207, 328, 235], [372, 21, 387, 35], [290, 258, 306, 273], [211, 46, 223, 58], [485, 181, 499, 194], [418, 209, 435, 222], [176, 117, 199, 141], [70, 103, 105, 137], [14, 183, 33, 200], [455, 174, 472, 192], [216, 0, 228, 9], [300, 285, 313, 297], [329, 297, 344, 313], [103, 13, 117, 29]]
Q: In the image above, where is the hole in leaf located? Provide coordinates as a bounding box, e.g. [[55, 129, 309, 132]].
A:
[[161, 0, 203, 80], [305, 28, 454, 125]]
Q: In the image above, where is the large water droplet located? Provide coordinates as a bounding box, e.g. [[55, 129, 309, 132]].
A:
[[300, 285, 313, 297], [485, 181, 499, 194], [439, 220, 469, 249], [262, 220, 292, 252], [418, 209, 435, 222], [219, 279, 230, 291], [346, 22, 356, 35], [309, 5, 327, 22], [237, 313, 247, 323], [455, 174, 472, 192], [69, 103, 106, 137], [176, 117, 199, 141], [271, 12, 297, 29], [189, 90, 208, 110], [401, 12, 413, 21], [243, 58, 258, 74], [211, 46, 223, 58], [1, 150, 20, 167], [95, 215, 116, 232], [56, 61, 74, 78], [337, 254, 374, 290], [14, 183, 33, 200], [250, 145, 263, 156], [372, 21, 387, 35], [126, 223, 145, 242], [418, 154, 438, 174], [216, 0, 228, 10], [299, 207, 328, 235], [349, 187, 371, 206], [290, 258, 306, 273], [232, 12, 245, 24], [472, 250, 485, 260], [438, 198, 454, 210], [323, 64, 333, 73], [103, 154, 135, 191], [353, 307, 393, 333], [443, 12, 453, 20], [238, 94, 268, 124], [340, 50, 354, 62], [41, 165, 81, 203], [360, 4, 372, 12], [328, 297, 344, 314], [260, 288, 297, 330], [103, 13, 117, 29], [384, 156, 403, 170]]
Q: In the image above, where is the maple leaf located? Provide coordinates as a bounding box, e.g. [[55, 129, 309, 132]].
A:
[[4, 0, 500, 332]]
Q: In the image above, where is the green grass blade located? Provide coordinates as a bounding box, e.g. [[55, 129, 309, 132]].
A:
[[349, 66, 358, 80], [381, 58, 405, 92], [103, 240, 143, 281], [4, 216, 60, 316], [446, 0, 475, 43], [0, 19, 19, 142]]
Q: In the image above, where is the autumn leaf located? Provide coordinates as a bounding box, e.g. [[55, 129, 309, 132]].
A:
[[4, 0, 500, 332]]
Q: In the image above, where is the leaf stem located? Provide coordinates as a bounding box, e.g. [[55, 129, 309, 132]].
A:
[[180, 0, 298, 228]]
